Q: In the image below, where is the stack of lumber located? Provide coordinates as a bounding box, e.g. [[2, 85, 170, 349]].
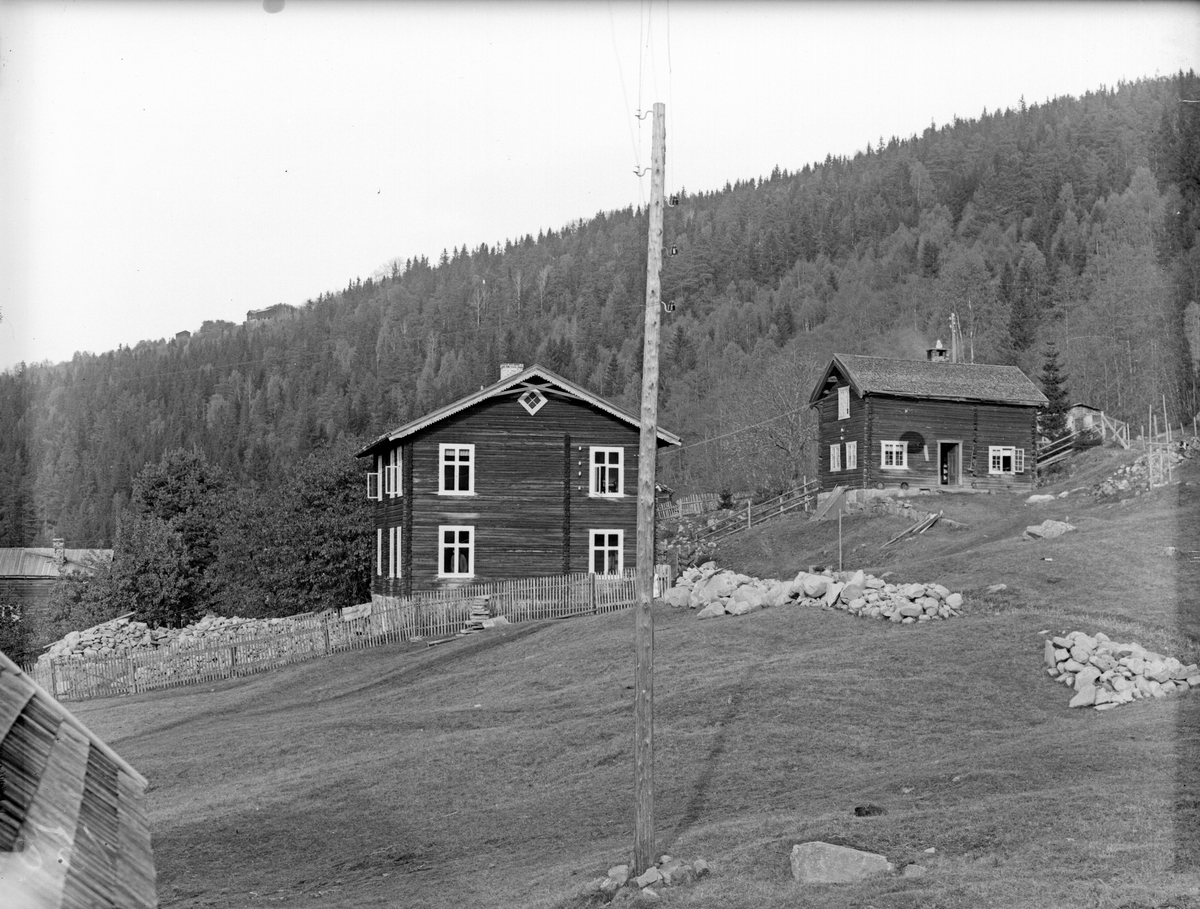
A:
[[0, 650, 156, 908]]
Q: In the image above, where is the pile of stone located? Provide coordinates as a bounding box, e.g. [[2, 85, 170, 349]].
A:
[[662, 562, 963, 623], [1093, 441, 1196, 497], [1044, 630, 1200, 710], [38, 611, 320, 666], [578, 855, 710, 903]]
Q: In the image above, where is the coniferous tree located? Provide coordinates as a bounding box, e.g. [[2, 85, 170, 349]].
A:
[[1039, 342, 1070, 440]]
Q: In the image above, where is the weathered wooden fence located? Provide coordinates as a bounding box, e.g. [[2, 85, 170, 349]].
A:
[[695, 480, 819, 542], [657, 492, 720, 520], [27, 567, 670, 702]]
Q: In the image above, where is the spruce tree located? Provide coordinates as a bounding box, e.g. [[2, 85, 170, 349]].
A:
[[1039, 342, 1070, 440]]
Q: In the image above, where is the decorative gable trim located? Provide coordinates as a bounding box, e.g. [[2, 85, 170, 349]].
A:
[[357, 364, 681, 458]]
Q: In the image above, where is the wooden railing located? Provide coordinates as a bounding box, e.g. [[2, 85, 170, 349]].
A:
[[24, 567, 671, 702], [695, 480, 819, 543], [1100, 412, 1130, 449], [657, 492, 721, 520], [1036, 430, 1088, 472]]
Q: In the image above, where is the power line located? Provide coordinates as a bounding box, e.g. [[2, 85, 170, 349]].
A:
[[662, 405, 811, 455]]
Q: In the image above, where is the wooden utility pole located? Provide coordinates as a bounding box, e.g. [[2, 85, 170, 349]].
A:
[[634, 100, 665, 875]]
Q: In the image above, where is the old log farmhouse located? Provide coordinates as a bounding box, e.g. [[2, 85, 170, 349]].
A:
[[810, 345, 1049, 496], [357, 364, 681, 599]]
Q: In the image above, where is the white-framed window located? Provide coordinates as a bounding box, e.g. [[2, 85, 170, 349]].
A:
[[376, 528, 383, 577], [388, 526, 401, 579], [439, 444, 475, 495], [989, 446, 1026, 475], [518, 388, 547, 415], [846, 441, 857, 471], [438, 525, 474, 577], [368, 455, 383, 500], [385, 447, 402, 498], [590, 446, 624, 497], [590, 529, 624, 575], [837, 386, 850, 420], [881, 441, 907, 469], [829, 444, 841, 472]]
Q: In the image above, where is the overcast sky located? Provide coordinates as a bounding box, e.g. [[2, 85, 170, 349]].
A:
[[0, 0, 1196, 371]]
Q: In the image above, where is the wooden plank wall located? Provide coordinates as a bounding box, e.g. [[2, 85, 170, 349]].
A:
[[818, 391, 1040, 494], [395, 394, 646, 590], [814, 386, 867, 492]]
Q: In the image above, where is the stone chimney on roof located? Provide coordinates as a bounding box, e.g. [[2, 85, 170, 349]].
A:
[[926, 339, 950, 363], [500, 363, 525, 381], [52, 537, 65, 568]]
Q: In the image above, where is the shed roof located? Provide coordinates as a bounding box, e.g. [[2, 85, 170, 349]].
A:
[[0, 548, 112, 578], [357, 364, 681, 458], [809, 354, 1049, 407]]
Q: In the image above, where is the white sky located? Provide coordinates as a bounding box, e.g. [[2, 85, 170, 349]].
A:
[[0, 0, 1197, 370]]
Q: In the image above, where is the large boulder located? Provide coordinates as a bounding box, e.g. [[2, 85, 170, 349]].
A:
[[790, 842, 894, 884], [1023, 520, 1077, 540]]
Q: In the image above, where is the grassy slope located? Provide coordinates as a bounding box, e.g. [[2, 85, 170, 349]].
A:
[[74, 448, 1200, 909]]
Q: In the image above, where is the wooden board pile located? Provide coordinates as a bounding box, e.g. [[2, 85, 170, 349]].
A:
[[0, 650, 156, 907], [1044, 630, 1200, 710], [663, 562, 964, 623]]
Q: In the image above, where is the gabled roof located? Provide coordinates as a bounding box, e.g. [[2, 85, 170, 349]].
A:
[[809, 354, 1049, 407], [0, 548, 112, 578], [357, 364, 682, 458]]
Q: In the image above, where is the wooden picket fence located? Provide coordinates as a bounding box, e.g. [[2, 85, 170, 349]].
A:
[[26, 567, 670, 702]]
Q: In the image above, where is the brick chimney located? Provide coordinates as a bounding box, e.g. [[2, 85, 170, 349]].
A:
[[500, 363, 525, 381], [926, 339, 949, 363], [52, 537, 65, 568]]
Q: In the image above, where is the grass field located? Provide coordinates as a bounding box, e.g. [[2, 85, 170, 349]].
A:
[[73, 447, 1200, 908]]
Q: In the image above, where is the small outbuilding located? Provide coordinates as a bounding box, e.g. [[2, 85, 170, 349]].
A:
[[357, 364, 681, 599], [0, 542, 112, 634], [809, 351, 1049, 496]]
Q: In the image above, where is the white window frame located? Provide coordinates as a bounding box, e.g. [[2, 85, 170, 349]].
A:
[[989, 446, 1026, 475], [590, 529, 624, 575], [518, 388, 547, 415], [438, 525, 474, 578], [439, 444, 475, 495], [846, 441, 857, 471], [388, 526, 401, 579], [385, 447, 402, 498], [589, 446, 625, 497], [881, 441, 908, 469], [368, 455, 383, 500], [829, 444, 841, 473], [837, 386, 850, 420], [376, 528, 383, 577]]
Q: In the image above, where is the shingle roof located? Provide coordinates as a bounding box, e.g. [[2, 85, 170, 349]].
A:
[[357, 364, 681, 457], [810, 354, 1049, 407], [0, 549, 112, 578]]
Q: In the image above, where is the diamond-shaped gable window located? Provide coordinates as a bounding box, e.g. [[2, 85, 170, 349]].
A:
[[519, 389, 546, 415]]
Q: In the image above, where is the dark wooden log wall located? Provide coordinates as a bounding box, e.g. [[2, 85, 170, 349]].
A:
[[816, 391, 1039, 494], [372, 393, 650, 593], [814, 387, 867, 493]]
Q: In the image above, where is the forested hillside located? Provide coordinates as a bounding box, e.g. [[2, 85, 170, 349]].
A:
[[2, 72, 1198, 552]]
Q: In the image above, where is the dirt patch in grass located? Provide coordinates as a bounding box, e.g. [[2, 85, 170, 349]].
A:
[[72, 448, 1200, 909]]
